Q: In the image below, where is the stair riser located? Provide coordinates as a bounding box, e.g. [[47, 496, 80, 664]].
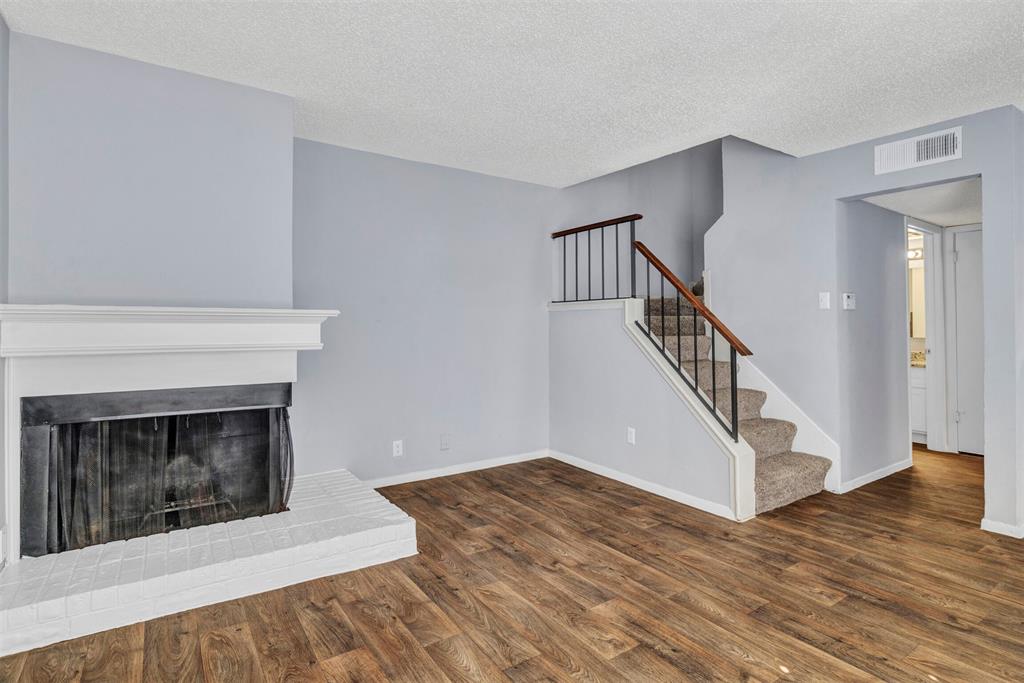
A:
[[755, 453, 831, 514], [678, 361, 734, 390], [710, 389, 767, 423], [741, 420, 797, 459]]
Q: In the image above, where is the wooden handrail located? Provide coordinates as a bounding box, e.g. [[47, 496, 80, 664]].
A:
[[632, 240, 752, 356], [551, 214, 642, 239]]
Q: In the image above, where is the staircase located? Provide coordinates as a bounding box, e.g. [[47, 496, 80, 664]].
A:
[[550, 214, 831, 516], [644, 286, 832, 514]]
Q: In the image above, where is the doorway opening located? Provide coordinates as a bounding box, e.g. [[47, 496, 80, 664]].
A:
[[863, 177, 984, 460]]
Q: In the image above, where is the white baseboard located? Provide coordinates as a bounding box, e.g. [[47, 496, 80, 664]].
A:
[[364, 450, 548, 488], [547, 449, 736, 520], [980, 518, 1024, 539], [838, 458, 913, 493]]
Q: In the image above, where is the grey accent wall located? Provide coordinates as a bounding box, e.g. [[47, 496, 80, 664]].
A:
[[557, 140, 722, 287], [837, 201, 909, 483], [291, 139, 558, 480], [7, 34, 294, 307], [549, 305, 732, 509], [706, 106, 1024, 528]]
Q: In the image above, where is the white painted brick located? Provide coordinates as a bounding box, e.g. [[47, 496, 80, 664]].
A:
[[0, 468, 416, 657], [167, 529, 189, 553]]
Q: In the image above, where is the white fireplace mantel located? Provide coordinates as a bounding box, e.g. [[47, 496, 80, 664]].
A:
[[0, 304, 339, 564], [0, 304, 339, 357]]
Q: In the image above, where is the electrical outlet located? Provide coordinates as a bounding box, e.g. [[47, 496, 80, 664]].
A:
[[440, 433, 452, 451], [626, 427, 636, 445], [842, 292, 857, 310], [392, 439, 404, 457]]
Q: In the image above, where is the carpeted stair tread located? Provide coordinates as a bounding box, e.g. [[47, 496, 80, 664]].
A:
[[646, 315, 705, 335], [704, 388, 767, 423], [756, 451, 831, 514], [644, 296, 703, 315], [653, 334, 712, 362], [739, 417, 797, 458], [677, 359, 734, 389]]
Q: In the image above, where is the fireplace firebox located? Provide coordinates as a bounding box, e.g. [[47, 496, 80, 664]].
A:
[[20, 383, 293, 557]]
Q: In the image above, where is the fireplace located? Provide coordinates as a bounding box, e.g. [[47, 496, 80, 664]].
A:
[[20, 383, 294, 557], [0, 304, 417, 658]]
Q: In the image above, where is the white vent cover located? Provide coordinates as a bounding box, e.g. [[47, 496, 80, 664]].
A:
[[874, 126, 962, 175]]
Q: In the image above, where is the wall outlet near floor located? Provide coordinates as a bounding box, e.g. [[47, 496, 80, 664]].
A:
[[440, 433, 452, 451], [392, 439, 404, 457], [626, 427, 636, 445]]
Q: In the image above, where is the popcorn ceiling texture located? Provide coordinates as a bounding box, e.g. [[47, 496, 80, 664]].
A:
[[0, 1, 1021, 187]]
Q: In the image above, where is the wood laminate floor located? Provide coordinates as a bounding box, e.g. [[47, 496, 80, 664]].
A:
[[2, 449, 1022, 682]]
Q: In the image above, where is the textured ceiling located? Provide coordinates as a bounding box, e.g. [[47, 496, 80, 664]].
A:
[[865, 177, 982, 227], [1, 1, 1022, 187]]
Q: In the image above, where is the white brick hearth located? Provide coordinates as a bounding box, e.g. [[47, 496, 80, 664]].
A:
[[0, 468, 416, 655]]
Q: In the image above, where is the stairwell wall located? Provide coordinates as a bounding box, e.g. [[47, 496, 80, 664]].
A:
[[706, 106, 1024, 531]]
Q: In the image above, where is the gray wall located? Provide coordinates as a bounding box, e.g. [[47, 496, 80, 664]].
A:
[[291, 139, 558, 480], [837, 201, 909, 482], [7, 34, 294, 307], [549, 305, 732, 509], [556, 140, 722, 290], [706, 107, 1024, 528], [0, 18, 8, 303]]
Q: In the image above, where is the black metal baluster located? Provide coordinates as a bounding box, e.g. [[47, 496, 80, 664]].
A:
[[660, 275, 665, 349], [615, 223, 620, 298], [562, 235, 566, 302], [588, 230, 592, 301], [630, 221, 636, 298], [692, 301, 699, 384], [676, 291, 682, 371], [730, 346, 739, 440], [692, 304, 699, 390], [601, 227, 605, 300], [575, 233, 579, 302], [711, 327, 718, 412], [646, 260, 651, 329]]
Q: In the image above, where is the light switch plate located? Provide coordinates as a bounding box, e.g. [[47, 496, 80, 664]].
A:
[[842, 292, 856, 310], [818, 292, 831, 310], [626, 427, 636, 445]]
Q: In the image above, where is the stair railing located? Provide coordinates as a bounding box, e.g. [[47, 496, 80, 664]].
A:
[[632, 240, 752, 441], [551, 214, 642, 302]]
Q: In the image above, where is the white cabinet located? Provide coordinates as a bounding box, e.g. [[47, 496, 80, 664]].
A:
[[910, 366, 927, 442]]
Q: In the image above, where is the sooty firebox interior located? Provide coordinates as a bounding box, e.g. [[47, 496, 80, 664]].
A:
[[20, 383, 293, 557]]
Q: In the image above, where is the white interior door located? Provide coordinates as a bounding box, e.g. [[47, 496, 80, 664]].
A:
[[952, 228, 984, 455]]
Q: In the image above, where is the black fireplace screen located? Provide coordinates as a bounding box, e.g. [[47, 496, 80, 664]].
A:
[[20, 384, 294, 557]]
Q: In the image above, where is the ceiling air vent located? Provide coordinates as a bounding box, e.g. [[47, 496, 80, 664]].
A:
[[874, 126, 962, 175]]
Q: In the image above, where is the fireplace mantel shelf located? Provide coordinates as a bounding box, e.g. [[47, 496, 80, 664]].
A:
[[0, 304, 340, 357]]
